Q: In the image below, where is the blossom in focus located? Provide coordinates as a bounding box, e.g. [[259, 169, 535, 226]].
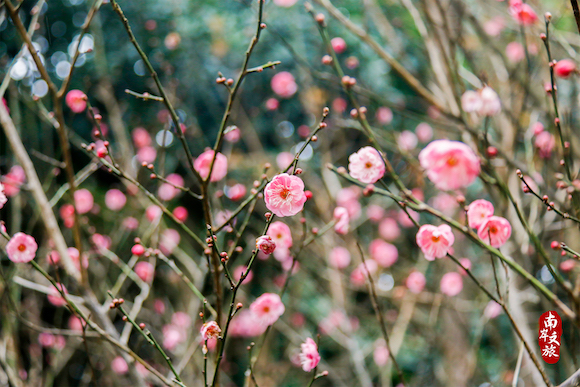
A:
[[267, 221, 293, 250], [299, 338, 321, 372], [467, 199, 494, 229], [348, 147, 385, 184], [333, 206, 350, 234], [256, 235, 276, 255], [416, 224, 455, 261], [250, 293, 285, 326], [477, 216, 512, 248], [194, 150, 228, 182], [65, 90, 87, 113], [6, 232, 38, 263], [200, 321, 222, 341], [271, 72, 297, 98], [264, 173, 307, 217], [418, 140, 480, 191], [440, 272, 463, 296]]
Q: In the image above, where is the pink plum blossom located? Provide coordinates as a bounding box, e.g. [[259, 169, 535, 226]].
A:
[[229, 310, 268, 337], [271, 72, 297, 98], [194, 150, 228, 182], [47, 283, 68, 307], [0, 183, 6, 209], [350, 260, 378, 286], [2, 165, 25, 197], [38, 333, 55, 347], [172, 312, 191, 328], [416, 224, 455, 261], [379, 218, 400, 241], [65, 90, 87, 113], [477, 216, 512, 248], [200, 321, 222, 340], [508, 0, 538, 25], [418, 140, 480, 191], [369, 239, 398, 267], [406, 271, 426, 294], [415, 122, 433, 142], [74, 189, 94, 214], [333, 206, 350, 234], [331, 37, 347, 54], [267, 221, 293, 250], [467, 199, 494, 229], [233, 266, 253, 283], [484, 301, 503, 319], [250, 293, 285, 326], [276, 152, 294, 170], [367, 204, 385, 222], [431, 193, 459, 216], [6, 232, 37, 263], [328, 247, 351, 269], [273, 0, 298, 7], [337, 186, 362, 219], [160, 228, 180, 255], [137, 146, 157, 163], [105, 189, 126, 211], [461, 90, 482, 113], [348, 146, 385, 184], [224, 126, 241, 142], [479, 86, 501, 116], [227, 184, 246, 201], [135, 261, 155, 282], [506, 41, 525, 63], [163, 324, 186, 350], [264, 173, 307, 217], [440, 272, 463, 296], [376, 107, 393, 124], [173, 206, 188, 222], [158, 173, 184, 201], [483, 16, 505, 36], [256, 235, 276, 255], [554, 59, 576, 78], [535, 131, 555, 159], [373, 340, 390, 366], [397, 130, 418, 151], [111, 357, 128, 375], [299, 338, 321, 372], [132, 127, 151, 148]]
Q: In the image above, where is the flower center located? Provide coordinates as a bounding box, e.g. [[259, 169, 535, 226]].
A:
[[279, 189, 290, 200], [447, 156, 458, 166], [263, 306, 270, 313], [18, 244, 26, 252], [489, 225, 498, 234], [365, 162, 373, 169], [431, 235, 440, 243]]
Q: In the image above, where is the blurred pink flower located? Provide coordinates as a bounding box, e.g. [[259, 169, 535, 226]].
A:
[[416, 224, 454, 260], [194, 150, 228, 182], [162, 324, 185, 350], [458, 258, 472, 275], [379, 217, 400, 241], [173, 206, 188, 222], [333, 206, 350, 235], [373, 340, 390, 366], [398, 208, 419, 228], [440, 272, 463, 296], [111, 356, 128, 375], [554, 59, 576, 78], [267, 221, 293, 251], [105, 189, 126, 211], [74, 188, 94, 214], [467, 199, 494, 229], [350, 260, 378, 286], [337, 186, 362, 219], [331, 37, 347, 54], [233, 265, 253, 283], [397, 130, 418, 151], [68, 316, 83, 331], [431, 193, 459, 216], [132, 127, 151, 148], [250, 293, 285, 326], [65, 90, 87, 113], [0, 183, 6, 209], [273, 0, 298, 7], [328, 246, 351, 269], [348, 147, 385, 184], [376, 107, 393, 124], [200, 321, 222, 340], [506, 41, 525, 63], [135, 261, 155, 282], [256, 235, 276, 255], [137, 146, 157, 163], [276, 152, 294, 170], [483, 16, 505, 36], [2, 165, 25, 197], [477, 216, 512, 248], [6, 232, 37, 263], [367, 204, 385, 222], [230, 310, 268, 337], [415, 122, 433, 142], [123, 216, 139, 230], [479, 86, 501, 116], [418, 140, 480, 191], [484, 301, 503, 319], [271, 72, 297, 98], [171, 312, 191, 329], [224, 125, 241, 142], [264, 173, 307, 217], [299, 338, 320, 372], [158, 173, 184, 201], [227, 183, 246, 201], [47, 283, 68, 307], [38, 333, 55, 347], [560, 259, 576, 272], [508, 0, 538, 25], [461, 90, 482, 113], [68, 247, 88, 271], [535, 131, 555, 159], [160, 228, 180, 255], [369, 239, 398, 267], [406, 271, 426, 294]]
